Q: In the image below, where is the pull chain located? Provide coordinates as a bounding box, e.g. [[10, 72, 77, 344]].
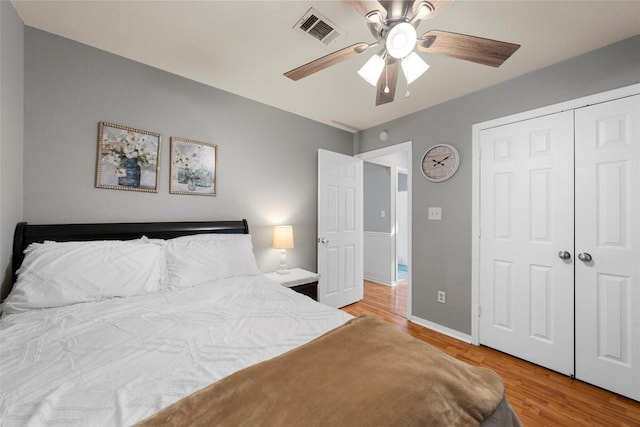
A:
[[384, 63, 390, 94]]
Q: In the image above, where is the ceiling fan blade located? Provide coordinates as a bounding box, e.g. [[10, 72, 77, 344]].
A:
[[412, 0, 451, 21], [417, 30, 520, 68], [344, 0, 387, 21], [284, 43, 370, 81], [376, 59, 400, 106]]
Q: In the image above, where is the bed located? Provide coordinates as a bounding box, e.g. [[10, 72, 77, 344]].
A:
[[0, 219, 521, 426]]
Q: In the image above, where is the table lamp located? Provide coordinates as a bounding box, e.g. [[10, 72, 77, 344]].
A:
[[272, 225, 294, 274]]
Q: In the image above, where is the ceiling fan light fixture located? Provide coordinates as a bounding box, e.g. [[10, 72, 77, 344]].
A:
[[357, 54, 385, 86], [414, 2, 434, 20], [386, 22, 417, 59], [366, 10, 384, 26], [401, 52, 429, 84]]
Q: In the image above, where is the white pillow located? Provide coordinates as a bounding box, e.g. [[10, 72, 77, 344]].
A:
[[3, 240, 163, 314], [165, 234, 261, 290], [140, 236, 169, 289]]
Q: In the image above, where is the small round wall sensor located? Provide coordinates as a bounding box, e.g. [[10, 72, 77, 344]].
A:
[[379, 130, 389, 141]]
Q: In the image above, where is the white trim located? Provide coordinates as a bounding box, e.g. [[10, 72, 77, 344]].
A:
[[470, 83, 640, 345], [363, 231, 392, 237], [356, 141, 412, 318], [411, 315, 472, 344], [364, 277, 395, 287], [396, 166, 409, 279], [390, 166, 397, 284], [358, 141, 412, 159], [471, 127, 482, 345]]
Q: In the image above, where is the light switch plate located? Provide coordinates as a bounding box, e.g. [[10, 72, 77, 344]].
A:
[[428, 207, 442, 220]]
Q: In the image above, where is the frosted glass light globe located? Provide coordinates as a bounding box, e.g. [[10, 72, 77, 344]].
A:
[[386, 22, 417, 59]]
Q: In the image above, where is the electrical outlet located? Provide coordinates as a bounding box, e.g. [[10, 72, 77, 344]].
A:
[[428, 207, 442, 220], [381, 210, 385, 218], [437, 291, 446, 304]]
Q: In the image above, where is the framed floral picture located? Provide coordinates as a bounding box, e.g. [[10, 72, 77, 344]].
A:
[[95, 122, 161, 193], [170, 137, 217, 196]]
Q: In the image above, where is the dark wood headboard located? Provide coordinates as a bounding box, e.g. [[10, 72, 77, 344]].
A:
[[12, 219, 249, 285]]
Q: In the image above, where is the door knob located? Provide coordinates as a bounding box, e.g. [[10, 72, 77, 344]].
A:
[[558, 250, 571, 260], [578, 252, 592, 262], [318, 237, 329, 244]]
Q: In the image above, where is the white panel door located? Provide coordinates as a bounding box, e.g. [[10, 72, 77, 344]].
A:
[[575, 95, 640, 400], [317, 149, 363, 308], [478, 111, 575, 375]]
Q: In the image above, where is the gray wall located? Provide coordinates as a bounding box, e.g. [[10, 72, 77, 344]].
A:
[[22, 27, 352, 281], [0, 2, 24, 299], [357, 35, 640, 335], [363, 162, 391, 233]]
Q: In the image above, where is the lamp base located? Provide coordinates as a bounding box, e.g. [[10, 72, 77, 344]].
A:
[[277, 249, 289, 275]]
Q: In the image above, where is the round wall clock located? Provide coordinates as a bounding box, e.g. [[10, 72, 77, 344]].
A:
[[421, 144, 460, 182]]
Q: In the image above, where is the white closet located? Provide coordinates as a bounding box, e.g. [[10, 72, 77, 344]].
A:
[[475, 90, 639, 401]]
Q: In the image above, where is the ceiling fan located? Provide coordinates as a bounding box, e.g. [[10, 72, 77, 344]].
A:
[[284, 0, 521, 106]]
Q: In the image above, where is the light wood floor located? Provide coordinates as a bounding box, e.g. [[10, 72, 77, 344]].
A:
[[342, 280, 640, 426]]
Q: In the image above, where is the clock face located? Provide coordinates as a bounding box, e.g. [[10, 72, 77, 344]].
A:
[[421, 144, 460, 182]]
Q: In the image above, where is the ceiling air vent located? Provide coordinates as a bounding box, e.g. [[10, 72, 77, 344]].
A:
[[295, 8, 343, 45]]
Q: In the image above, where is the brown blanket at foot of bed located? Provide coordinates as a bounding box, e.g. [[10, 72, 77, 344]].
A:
[[137, 315, 505, 427]]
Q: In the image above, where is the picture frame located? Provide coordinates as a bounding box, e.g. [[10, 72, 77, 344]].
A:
[[95, 122, 161, 193], [170, 137, 217, 196]]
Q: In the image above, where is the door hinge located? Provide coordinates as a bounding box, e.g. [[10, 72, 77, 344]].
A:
[[478, 306, 482, 317]]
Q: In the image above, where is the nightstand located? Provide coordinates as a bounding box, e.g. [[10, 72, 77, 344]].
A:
[[265, 268, 319, 301]]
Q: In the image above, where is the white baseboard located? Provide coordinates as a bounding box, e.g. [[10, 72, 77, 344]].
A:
[[363, 275, 394, 286], [410, 315, 473, 344]]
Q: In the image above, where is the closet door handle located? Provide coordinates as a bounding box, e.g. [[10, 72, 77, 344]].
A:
[[558, 251, 571, 260], [578, 252, 592, 262]]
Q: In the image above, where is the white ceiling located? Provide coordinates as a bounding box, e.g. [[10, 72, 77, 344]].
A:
[[12, 0, 640, 132]]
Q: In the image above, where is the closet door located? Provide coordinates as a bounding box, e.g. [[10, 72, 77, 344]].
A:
[[575, 95, 640, 401], [478, 111, 575, 375]]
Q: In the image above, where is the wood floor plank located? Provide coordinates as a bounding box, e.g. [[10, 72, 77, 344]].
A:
[[342, 280, 640, 426]]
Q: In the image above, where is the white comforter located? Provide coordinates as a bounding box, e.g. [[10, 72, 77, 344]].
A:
[[0, 275, 352, 426]]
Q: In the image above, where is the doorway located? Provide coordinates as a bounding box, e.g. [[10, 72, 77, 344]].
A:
[[357, 141, 412, 318]]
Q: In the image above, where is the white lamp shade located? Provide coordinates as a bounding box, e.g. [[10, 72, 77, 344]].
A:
[[272, 225, 294, 249], [401, 52, 430, 84], [357, 54, 385, 86], [386, 22, 417, 59]]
